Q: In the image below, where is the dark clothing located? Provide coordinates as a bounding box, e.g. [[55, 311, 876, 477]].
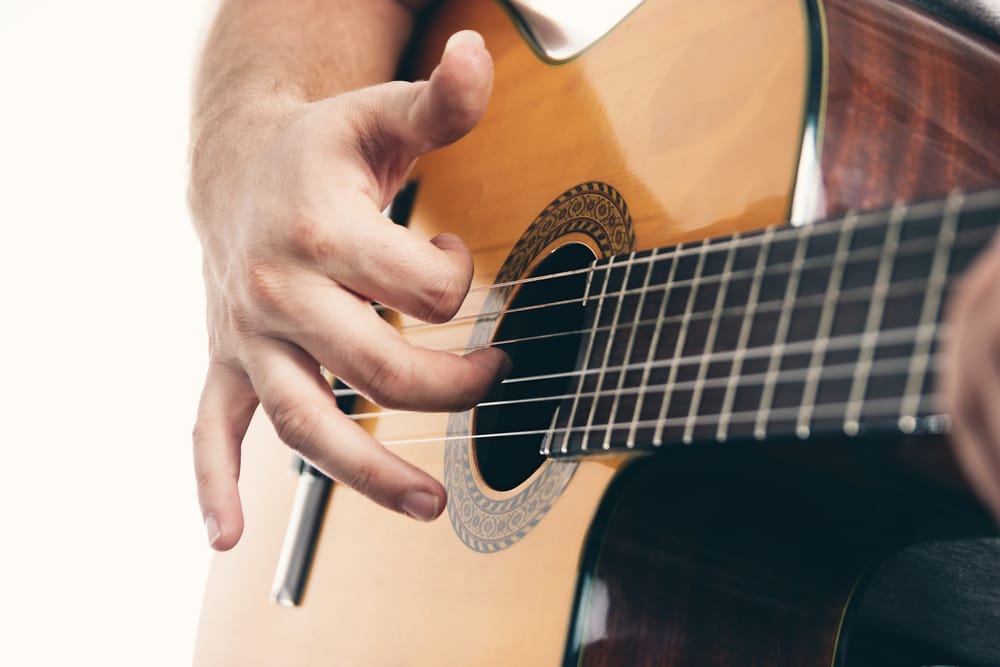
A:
[[911, 0, 1000, 42], [858, 538, 1000, 665]]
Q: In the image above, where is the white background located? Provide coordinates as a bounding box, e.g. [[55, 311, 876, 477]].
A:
[[1, 1, 213, 663]]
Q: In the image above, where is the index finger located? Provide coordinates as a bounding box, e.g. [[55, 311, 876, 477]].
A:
[[243, 336, 448, 521], [260, 275, 510, 412], [322, 208, 476, 324]]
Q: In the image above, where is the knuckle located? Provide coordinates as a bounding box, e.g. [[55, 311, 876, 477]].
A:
[[288, 214, 335, 263], [344, 463, 379, 499], [195, 467, 217, 493], [417, 270, 466, 322], [270, 396, 321, 454], [349, 103, 390, 170], [244, 262, 287, 314], [364, 354, 413, 409], [225, 307, 257, 343]]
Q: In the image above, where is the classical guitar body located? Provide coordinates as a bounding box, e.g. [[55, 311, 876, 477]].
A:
[[194, 1, 1000, 665]]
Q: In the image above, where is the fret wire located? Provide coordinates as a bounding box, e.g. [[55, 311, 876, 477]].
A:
[[335, 318, 946, 401], [717, 226, 775, 441], [499, 322, 941, 389], [452, 186, 997, 289], [582, 258, 596, 307], [557, 257, 615, 454], [683, 235, 739, 444], [389, 189, 1000, 327], [457, 187, 999, 301], [378, 394, 946, 449], [459, 271, 939, 357], [602, 248, 657, 449], [754, 223, 813, 440], [582, 253, 636, 451], [398, 224, 993, 333], [331, 276, 947, 397], [652, 239, 710, 446], [351, 353, 940, 423], [899, 192, 963, 429], [843, 202, 907, 434], [626, 246, 681, 447], [795, 212, 857, 438]]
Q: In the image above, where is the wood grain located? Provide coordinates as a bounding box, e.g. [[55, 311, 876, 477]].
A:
[[820, 0, 1000, 216], [572, 437, 990, 667]]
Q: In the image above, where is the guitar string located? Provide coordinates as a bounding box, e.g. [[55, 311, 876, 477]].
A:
[[327, 225, 986, 402], [334, 323, 944, 422], [344, 353, 942, 423], [411, 276, 929, 357], [331, 276, 944, 401], [390, 224, 991, 333], [371, 188, 998, 321], [333, 195, 995, 446], [373, 394, 946, 449]]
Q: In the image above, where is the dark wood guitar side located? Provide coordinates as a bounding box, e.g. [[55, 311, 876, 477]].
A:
[[822, 0, 1000, 217], [567, 439, 991, 667]]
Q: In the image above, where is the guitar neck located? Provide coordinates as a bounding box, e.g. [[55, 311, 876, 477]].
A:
[[544, 189, 1000, 457]]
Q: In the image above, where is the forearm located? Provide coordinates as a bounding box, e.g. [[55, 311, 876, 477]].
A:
[[190, 0, 427, 198]]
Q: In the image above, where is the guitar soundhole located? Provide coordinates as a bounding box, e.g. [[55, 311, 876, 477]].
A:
[[473, 243, 595, 492]]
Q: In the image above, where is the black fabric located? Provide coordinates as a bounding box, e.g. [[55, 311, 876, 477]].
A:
[[909, 0, 1000, 42], [856, 538, 1000, 665]]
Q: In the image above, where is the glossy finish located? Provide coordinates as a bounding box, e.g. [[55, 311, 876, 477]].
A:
[[505, 0, 646, 62], [820, 0, 1000, 218], [789, 0, 826, 226], [569, 438, 991, 667], [408, 0, 807, 262], [269, 467, 331, 607]]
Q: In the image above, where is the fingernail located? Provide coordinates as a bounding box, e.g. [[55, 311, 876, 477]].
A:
[[444, 30, 484, 55], [400, 491, 441, 522], [204, 514, 222, 547], [499, 352, 513, 379]]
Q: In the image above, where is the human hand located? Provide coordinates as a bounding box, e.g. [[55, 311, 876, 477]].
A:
[[189, 31, 509, 550], [942, 233, 1000, 523]]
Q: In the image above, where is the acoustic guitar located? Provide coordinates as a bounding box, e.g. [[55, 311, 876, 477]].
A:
[[194, 0, 1000, 664]]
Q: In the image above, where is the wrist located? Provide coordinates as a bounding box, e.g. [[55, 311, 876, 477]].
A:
[[188, 93, 301, 225]]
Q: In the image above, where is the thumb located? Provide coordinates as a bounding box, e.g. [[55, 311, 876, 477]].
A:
[[405, 30, 493, 151], [349, 31, 493, 178]]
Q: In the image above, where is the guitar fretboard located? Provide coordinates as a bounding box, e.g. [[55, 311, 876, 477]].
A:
[[544, 189, 1000, 458]]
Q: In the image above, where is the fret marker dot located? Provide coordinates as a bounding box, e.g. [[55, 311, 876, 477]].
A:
[[898, 416, 916, 434], [843, 421, 859, 437], [753, 429, 766, 441], [796, 425, 810, 439]]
